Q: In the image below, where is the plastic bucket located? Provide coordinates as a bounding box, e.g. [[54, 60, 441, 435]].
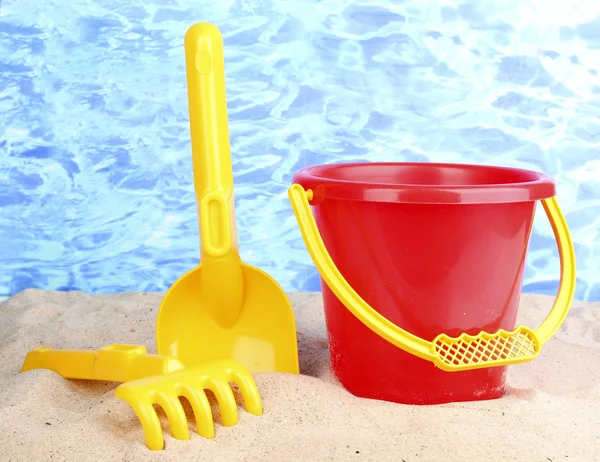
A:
[[289, 162, 575, 405]]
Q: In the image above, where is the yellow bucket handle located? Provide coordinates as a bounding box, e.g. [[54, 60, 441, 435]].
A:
[[288, 183, 576, 372]]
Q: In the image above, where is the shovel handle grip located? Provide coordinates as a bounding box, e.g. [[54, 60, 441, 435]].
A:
[[185, 22, 234, 196], [199, 192, 234, 257]]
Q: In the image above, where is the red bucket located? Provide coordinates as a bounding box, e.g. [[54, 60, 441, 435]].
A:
[[289, 162, 575, 405]]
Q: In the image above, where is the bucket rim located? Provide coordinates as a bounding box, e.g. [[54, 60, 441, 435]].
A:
[[291, 161, 556, 204]]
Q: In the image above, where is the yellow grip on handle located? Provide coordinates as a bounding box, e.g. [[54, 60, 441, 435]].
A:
[[288, 183, 576, 371], [184, 22, 234, 196], [200, 192, 233, 258]]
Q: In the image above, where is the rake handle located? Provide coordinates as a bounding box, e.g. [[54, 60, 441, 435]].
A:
[[21, 344, 185, 382]]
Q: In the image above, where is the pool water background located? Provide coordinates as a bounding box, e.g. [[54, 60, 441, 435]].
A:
[[1, 0, 599, 301]]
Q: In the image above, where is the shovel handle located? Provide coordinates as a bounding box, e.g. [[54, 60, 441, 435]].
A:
[[184, 23, 238, 258]]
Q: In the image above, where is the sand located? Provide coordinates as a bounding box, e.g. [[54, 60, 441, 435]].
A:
[[1, 289, 599, 461]]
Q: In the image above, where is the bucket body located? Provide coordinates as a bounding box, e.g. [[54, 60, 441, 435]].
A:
[[293, 162, 556, 405]]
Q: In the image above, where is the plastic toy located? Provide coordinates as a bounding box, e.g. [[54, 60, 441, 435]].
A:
[[155, 22, 299, 375], [288, 162, 575, 404], [114, 358, 262, 450], [22, 345, 261, 450], [20, 17, 577, 452], [20, 22, 297, 451]]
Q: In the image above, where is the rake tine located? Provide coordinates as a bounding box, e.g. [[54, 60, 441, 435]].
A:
[[154, 392, 190, 441], [113, 361, 264, 450], [125, 400, 165, 451], [180, 385, 215, 439], [206, 378, 239, 427], [227, 367, 263, 416]]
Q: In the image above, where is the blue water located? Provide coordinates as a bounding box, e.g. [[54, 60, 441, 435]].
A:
[[0, 0, 599, 301]]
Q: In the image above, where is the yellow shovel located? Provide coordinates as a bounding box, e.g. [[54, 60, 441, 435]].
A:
[[155, 22, 299, 374]]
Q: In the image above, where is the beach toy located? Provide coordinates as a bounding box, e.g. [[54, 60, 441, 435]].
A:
[[19, 21, 297, 451], [155, 23, 299, 374], [288, 162, 575, 404], [21, 344, 262, 450]]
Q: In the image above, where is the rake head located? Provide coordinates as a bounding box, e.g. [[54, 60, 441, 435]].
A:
[[432, 326, 541, 372], [114, 359, 263, 450]]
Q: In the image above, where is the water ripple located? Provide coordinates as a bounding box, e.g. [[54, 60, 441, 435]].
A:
[[0, 0, 599, 301]]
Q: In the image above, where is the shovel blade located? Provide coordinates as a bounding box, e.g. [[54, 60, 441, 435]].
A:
[[156, 263, 299, 374]]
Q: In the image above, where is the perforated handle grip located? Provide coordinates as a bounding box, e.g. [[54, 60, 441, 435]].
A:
[[200, 192, 233, 258]]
